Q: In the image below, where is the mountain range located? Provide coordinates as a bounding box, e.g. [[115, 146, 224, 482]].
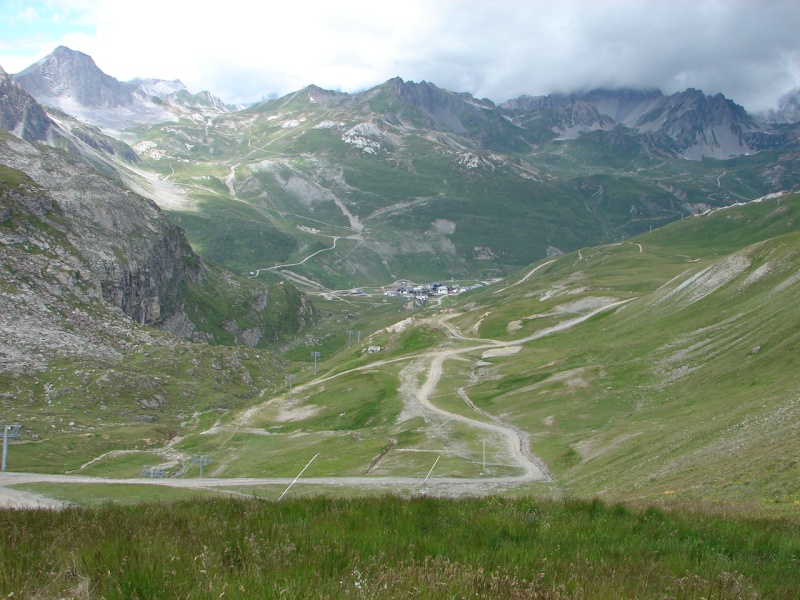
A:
[[14, 46, 237, 131], [1, 47, 799, 509], [5, 46, 800, 290], [12, 47, 798, 156]]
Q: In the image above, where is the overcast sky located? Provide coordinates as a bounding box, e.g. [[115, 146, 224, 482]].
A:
[[1, 0, 799, 112]]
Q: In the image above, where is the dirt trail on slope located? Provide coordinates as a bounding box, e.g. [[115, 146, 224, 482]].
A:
[[410, 349, 549, 480], [1, 299, 633, 507], [492, 260, 557, 295], [388, 300, 633, 482]]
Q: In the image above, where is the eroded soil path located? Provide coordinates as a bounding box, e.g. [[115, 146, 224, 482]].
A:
[[1, 299, 632, 507]]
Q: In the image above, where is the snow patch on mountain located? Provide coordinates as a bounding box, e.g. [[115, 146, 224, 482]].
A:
[[456, 152, 500, 170], [343, 122, 388, 154], [314, 120, 345, 130], [133, 140, 166, 160]]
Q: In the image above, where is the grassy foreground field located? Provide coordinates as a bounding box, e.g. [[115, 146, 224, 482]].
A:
[[1, 495, 798, 599]]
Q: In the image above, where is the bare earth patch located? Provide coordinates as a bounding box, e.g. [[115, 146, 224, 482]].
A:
[[0, 486, 69, 509], [482, 346, 522, 358], [572, 432, 644, 462], [276, 403, 323, 422]]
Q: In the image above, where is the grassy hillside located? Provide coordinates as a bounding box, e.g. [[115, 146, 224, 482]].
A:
[[6, 192, 798, 515], [123, 86, 799, 290], [0, 336, 288, 474], [2, 496, 798, 599], [447, 192, 800, 506]]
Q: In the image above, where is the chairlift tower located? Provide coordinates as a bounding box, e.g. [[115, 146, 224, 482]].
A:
[[1, 424, 21, 471], [191, 454, 211, 478], [285, 374, 297, 401], [310, 352, 321, 375]]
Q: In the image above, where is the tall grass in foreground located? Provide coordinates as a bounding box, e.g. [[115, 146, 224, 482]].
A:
[[1, 496, 797, 599]]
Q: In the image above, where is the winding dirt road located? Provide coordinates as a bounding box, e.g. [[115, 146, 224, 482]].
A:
[[1, 298, 633, 507]]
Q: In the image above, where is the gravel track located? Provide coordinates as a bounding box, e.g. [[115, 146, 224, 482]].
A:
[[1, 299, 632, 507]]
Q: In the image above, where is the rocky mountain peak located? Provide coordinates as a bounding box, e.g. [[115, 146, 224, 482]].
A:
[[14, 47, 234, 130], [15, 45, 134, 109], [303, 84, 347, 107], [382, 77, 483, 110], [501, 86, 768, 158], [0, 65, 59, 142], [366, 77, 512, 146], [757, 89, 800, 124]]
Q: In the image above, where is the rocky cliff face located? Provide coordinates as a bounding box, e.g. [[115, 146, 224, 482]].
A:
[[0, 142, 145, 374], [0, 132, 315, 374], [0, 132, 201, 324], [0, 66, 60, 143], [641, 89, 760, 159]]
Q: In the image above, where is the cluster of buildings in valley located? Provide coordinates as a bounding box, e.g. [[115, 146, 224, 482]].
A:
[[382, 281, 484, 302]]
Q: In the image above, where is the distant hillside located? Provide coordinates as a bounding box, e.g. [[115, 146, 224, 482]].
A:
[[129, 78, 800, 288], [6, 48, 800, 290]]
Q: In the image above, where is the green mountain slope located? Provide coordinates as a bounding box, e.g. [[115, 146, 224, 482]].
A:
[[443, 192, 800, 505], [126, 80, 800, 291], [15, 190, 797, 511]]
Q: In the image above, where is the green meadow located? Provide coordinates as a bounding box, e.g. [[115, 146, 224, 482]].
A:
[[1, 496, 798, 599]]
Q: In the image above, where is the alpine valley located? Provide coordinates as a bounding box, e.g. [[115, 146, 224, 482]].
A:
[[0, 45, 799, 520]]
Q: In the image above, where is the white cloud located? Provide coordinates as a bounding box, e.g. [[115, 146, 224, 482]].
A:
[[1, 0, 799, 112]]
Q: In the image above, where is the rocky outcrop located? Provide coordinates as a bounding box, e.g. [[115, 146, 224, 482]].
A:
[[0, 133, 200, 326], [0, 156, 137, 374], [0, 66, 60, 143], [0, 133, 315, 371]]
